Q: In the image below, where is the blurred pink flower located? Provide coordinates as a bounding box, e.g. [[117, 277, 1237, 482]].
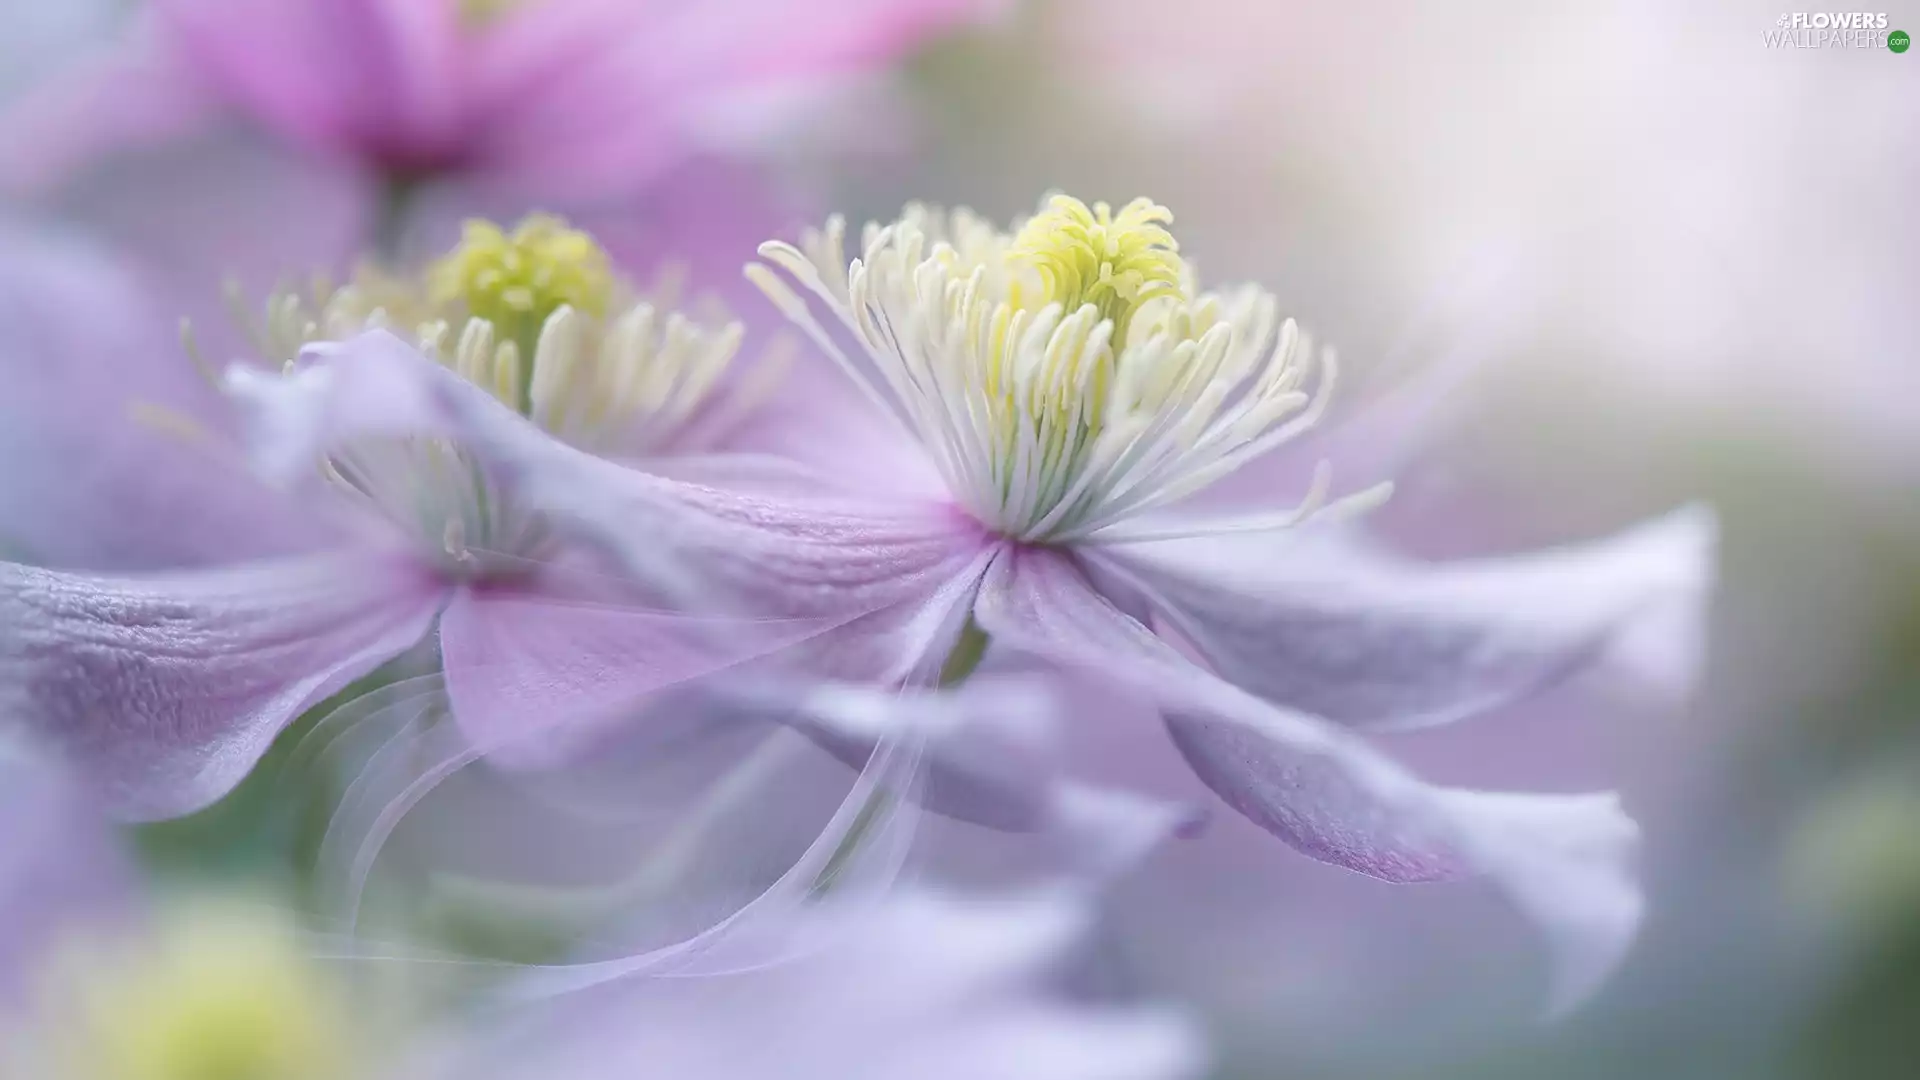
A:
[[0, 0, 1006, 203], [261, 193, 1717, 1010]]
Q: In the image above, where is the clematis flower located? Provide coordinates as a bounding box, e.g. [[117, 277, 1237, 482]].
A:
[[0, 742, 1202, 1080], [273, 193, 1716, 1009], [0, 0, 1007, 204], [0, 214, 801, 820]]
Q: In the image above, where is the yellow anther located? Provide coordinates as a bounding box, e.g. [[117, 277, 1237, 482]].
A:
[[457, 0, 528, 27], [1006, 195, 1186, 347], [429, 214, 612, 347]]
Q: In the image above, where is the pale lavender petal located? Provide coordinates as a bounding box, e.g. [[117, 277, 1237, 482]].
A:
[[48, 131, 373, 368], [792, 675, 1060, 832], [438, 582, 887, 769], [232, 331, 986, 646], [1040, 782, 1209, 887], [0, 220, 330, 569], [0, 549, 445, 820], [1087, 505, 1716, 730], [788, 673, 1206, 878], [973, 547, 1643, 1011], [0, 741, 138, 1006], [443, 576, 1196, 891], [440, 890, 1203, 1080]]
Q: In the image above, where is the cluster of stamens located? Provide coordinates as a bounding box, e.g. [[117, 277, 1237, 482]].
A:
[[215, 214, 778, 572], [751, 194, 1375, 544]]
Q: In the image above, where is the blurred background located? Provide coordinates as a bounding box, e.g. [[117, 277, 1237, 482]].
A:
[[2, 1, 1917, 1078]]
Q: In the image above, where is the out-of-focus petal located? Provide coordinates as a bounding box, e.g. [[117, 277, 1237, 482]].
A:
[[147, 0, 463, 160], [438, 889, 1203, 1080], [1087, 505, 1717, 731], [471, 0, 1007, 200], [0, 12, 219, 196], [792, 675, 1061, 832], [0, 549, 445, 821], [0, 740, 137, 1006], [0, 220, 329, 569], [146, 0, 356, 151], [973, 547, 1643, 1012], [232, 331, 986, 642], [49, 132, 373, 367], [785, 675, 1205, 878]]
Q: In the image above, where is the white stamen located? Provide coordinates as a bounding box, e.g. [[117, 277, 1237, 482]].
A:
[[752, 199, 1379, 545]]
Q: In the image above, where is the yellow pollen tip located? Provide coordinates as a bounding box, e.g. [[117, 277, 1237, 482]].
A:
[[1006, 195, 1186, 345], [428, 214, 612, 341], [457, 0, 527, 27]]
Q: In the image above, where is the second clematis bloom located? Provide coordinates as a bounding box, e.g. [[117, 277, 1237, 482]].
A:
[[272, 194, 1717, 1009], [0, 216, 793, 820]]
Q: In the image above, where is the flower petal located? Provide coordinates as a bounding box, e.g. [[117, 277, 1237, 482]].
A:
[[973, 547, 1643, 1012], [243, 330, 991, 666], [0, 9, 219, 196], [442, 889, 1202, 1080], [438, 579, 920, 770], [1086, 506, 1716, 730], [0, 741, 139, 1006], [148, 0, 462, 159], [0, 549, 445, 820], [470, 0, 1007, 200], [792, 674, 1062, 833], [0, 220, 329, 569]]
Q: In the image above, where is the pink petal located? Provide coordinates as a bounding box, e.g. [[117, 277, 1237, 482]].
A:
[[1086, 506, 1716, 731], [972, 547, 1643, 1012], [0, 220, 331, 569], [345, 0, 466, 160], [470, 0, 1006, 200], [147, 0, 365, 153], [0, 548, 445, 821], [148, 0, 463, 162]]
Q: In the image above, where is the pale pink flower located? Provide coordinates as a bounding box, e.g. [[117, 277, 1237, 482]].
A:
[[244, 194, 1717, 1009]]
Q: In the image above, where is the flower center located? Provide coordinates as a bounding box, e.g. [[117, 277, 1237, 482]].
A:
[[30, 902, 354, 1080], [428, 215, 612, 393], [753, 195, 1368, 546], [1006, 196, 1185, 349], [215, 214, 776, 574]]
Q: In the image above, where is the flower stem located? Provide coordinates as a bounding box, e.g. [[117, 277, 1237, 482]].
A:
[[372, 173, 424, 262]]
